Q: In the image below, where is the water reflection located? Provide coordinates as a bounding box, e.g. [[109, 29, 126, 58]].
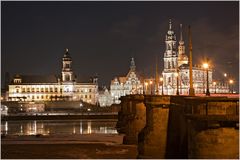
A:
[[1, 120, 117, 135]]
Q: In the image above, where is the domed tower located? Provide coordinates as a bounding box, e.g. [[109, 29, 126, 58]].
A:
[[62, 48, 73, 82], [162, 19, 178, 95], [178, 24, 188, 67]]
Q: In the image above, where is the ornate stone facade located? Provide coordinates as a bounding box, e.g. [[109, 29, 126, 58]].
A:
[[110, 58, 143, 104]]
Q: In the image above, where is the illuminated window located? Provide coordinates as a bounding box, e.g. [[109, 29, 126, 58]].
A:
[[50, 88, 53, 92], [31, 88, 35, 92], [36, 88, 39, 92], [32, 95, 35, 99], [22, 88, 25, 92], [41, 88, 44, 92], [45, 88, 48, 92], [89, 95, 91, 99], [16, 89, 19, 93], [27, 88, 30, 92], [89, 89, 92, 92], [85, 95, 87, 98], [37, 96, 39, 99], [55, 88, 57, 92], [41, 95, 44, 99]]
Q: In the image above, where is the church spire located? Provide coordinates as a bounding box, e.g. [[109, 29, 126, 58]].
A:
[[169, 19, 172, 30], [180, 24, 183, 42], [130, 57, 136, 71]]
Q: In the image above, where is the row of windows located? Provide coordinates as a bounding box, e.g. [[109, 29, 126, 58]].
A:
[[21, 94, 92, 100], [16, 88, 93, 93]]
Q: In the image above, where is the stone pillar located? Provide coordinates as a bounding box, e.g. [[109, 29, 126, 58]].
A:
[[138, 95, 171, 159], [116, 95, 132, 133], [123, 94, 145, 144]]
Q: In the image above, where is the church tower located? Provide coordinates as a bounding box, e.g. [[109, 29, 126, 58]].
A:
[[62, 48, 73, 82], [162, 19, 178, 95], [178, 24, 188, 67]]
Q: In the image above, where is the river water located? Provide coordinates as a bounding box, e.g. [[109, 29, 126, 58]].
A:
[[1, 119, 118, 135]]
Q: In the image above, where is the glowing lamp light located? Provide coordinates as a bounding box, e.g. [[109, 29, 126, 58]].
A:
[[229, 79, 234, 84], [144, 82, 148, 86], [150, 80, 153, 84], [213, 82, 216, 85], [160, 77, 163, 82], [224, 73, 227, 77], [202, 63, 209, 69]]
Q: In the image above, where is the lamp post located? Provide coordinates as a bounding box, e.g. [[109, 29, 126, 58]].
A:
[[203, 63, 210, 96], [175, 72, 179, 95], [229, 79, 234, 93], [213, 81, 217, 94], [160, 77, 164, 95], [144, 82, 148, 95], [150, 80, 153, 95]]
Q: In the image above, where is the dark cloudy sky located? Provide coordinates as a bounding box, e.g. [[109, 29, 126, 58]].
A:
[[1, 1, 239, 91]]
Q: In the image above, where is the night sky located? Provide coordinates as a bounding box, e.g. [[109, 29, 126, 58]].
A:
[[1, 1, 239, 91]]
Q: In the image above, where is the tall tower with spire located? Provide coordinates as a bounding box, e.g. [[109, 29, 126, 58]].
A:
[[178, 24, 188, 67], [162, 19, 178, 95], [62, 48, 73, 82]]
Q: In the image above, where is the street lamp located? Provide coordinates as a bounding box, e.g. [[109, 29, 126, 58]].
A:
[[213, 81, 217, 94], [150, 80, 153, 95], [160, 77, 164, 95], [229, 79, 234, 93], [203, 63, 210, 96], [175, 72, 179, 95], [144, 82, 148, 95]]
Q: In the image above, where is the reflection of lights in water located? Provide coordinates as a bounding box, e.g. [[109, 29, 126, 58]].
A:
[[5, 121, 8, 134], [104, 127, 107, 134], [87, 121, 91, 134], [80, 121, 83, 134], [20, 125, 23, 134], [27, 120, 37, 135], [73, 126, 76, 134]]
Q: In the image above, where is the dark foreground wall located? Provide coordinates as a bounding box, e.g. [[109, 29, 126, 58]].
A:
[[118, 95, 239, 159]]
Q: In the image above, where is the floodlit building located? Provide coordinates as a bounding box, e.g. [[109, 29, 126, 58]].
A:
[[98, 87, 113, 107], [160, 20, 229, 95], [110, 58, 143, 104], [8, 49, 98, 104]]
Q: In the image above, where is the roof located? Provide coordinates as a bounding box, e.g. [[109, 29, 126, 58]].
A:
[[13, 75, 59, 84]]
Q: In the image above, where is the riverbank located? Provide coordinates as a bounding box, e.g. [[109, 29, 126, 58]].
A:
[[1, 113, 118, 121], [1, 134, 138, 159]]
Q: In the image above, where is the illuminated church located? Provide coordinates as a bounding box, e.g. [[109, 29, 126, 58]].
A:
[[160, 20, 229, 95], [8, 49, 98, 104]]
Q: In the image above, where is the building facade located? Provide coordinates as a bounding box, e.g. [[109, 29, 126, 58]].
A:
[[8, 49, 98, 104], [110, 58, 143, 104], [161, 20, 229, 95]]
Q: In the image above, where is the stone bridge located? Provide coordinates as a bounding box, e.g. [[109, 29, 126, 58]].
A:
[[116, 95, 239, 159]]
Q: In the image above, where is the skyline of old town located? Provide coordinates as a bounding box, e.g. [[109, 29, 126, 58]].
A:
[[2, 1, 238, 91]]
